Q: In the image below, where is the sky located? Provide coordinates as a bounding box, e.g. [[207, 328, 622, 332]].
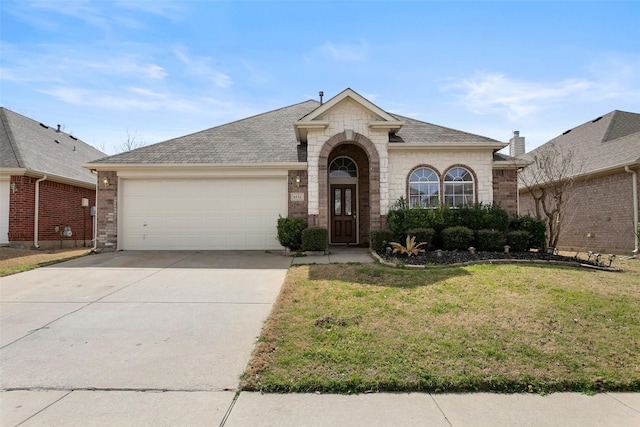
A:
[[1, 0, 639, 156]]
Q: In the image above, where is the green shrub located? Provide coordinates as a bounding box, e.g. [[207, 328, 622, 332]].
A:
[[370, 229, 397, 254], [509, 215, 546, 250], [441, 226, 474, 250], [482, 204, 510, 231], [387, 205, 454, 237], [406, 228, 436, 250], [301, 228, 328, 252], [276, 216, 307, 250], [507, 230, 532, 252], [475, 229, 505, 251]]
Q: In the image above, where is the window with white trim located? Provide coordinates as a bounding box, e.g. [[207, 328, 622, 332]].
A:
[[329, 157, 357, 178], [444, 167, 474, 207], [408, 168, 439, 208]]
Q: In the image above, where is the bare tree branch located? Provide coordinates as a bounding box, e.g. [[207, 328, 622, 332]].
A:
[[518, 141, 584, 249], [118, 129, 147, 153]]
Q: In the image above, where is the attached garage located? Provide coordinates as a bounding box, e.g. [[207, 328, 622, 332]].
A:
[[119, 176, 287, 250]]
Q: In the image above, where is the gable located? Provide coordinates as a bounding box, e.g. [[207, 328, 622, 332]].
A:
[[294, 88, 405, 143]]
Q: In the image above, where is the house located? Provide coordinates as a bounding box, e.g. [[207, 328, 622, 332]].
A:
[[86, 88, 522, 251], [0, 107, 106, 248], [518, 110, 640, 254]]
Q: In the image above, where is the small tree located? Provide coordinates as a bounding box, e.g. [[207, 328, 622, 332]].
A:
[[518, 141, 583, 250], [118, 129, 147, 153]]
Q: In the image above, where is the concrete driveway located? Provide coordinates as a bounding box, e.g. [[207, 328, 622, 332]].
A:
[[1, 250, 291, 426]]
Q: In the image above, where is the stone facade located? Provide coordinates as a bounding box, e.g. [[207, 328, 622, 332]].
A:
[[387, 149, 495, 208]]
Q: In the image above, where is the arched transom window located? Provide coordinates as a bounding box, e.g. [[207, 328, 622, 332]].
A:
[[408, 168, 439, 208], [444, 167, 474, 207], [329, 157, 358, 178]]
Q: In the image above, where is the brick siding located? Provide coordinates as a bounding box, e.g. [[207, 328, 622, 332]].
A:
[[95, 171, 118, 250], [8, 175, 96, 249], [492, 168, 518, 214], [288, 170, 308, 218], [519, 170, 639, 253]]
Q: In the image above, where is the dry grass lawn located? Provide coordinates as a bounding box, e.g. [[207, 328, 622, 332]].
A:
[[0, 247, 90, 275], [242, 258, 640, 394]]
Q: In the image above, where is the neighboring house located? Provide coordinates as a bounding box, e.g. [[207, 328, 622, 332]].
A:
[[0, 107, 106, 248], [519, 110, 640, 254], [86, 88, 522, 251]]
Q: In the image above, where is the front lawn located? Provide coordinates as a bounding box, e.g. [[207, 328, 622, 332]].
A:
[[241, 260, 640, 394]]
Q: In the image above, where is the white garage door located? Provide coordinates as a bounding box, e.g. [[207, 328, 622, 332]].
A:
[[0, 179, 9, 245], [120, 177, 287, 250]]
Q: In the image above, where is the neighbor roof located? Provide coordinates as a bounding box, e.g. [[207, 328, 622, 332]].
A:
[[0, 107, 105, 186], [520, 110, 640, 183], [89, 91, 504, 166]]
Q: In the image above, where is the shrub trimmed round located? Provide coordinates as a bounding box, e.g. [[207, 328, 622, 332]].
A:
[[441, 226, 474, 250]]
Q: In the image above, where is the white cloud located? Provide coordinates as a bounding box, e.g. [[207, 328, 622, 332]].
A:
[[447, 73, 595, 121], [319, 41, 368, 62], [173, 47, 233, 88]]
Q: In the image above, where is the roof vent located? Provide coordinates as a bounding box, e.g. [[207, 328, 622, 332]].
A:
[[39, 123, 48, 129], [56, 124, 61, 132], [319, 91, 324, 105], [70, 135, 78, 140], [592, 116, 602, 123], [562, 129, 572, 135], [54, 139, 60, 144]]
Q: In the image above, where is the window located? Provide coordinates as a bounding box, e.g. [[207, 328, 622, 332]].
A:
[[444, 167, 474, 207], [409, 168, 439, 208], [329, 157, 357, 178]]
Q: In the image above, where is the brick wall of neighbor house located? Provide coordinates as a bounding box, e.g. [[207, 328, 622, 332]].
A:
[[492, 169, 518, 214], [8, 175, 96, 249], [95, 171, 118, 250], [519, 171, 638, 253], [288, 170, 308, 218]]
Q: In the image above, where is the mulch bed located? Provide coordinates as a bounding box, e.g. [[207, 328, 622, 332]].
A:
[[376, 249, 620, 270]]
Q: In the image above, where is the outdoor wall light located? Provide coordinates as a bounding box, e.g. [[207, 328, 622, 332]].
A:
[[295, 175, 301, 187], [10, 182, 18, 193], [102, 177, 110, 188]]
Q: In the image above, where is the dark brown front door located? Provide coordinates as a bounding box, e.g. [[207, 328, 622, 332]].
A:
[[331, 184, 357, 244]]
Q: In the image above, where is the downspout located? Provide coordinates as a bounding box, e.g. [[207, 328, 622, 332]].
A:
[[91, 171, 99, 251], [33, 175, 47, 248], [625, 166, 639, 254]]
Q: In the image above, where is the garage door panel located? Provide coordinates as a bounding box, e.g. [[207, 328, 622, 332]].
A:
[[121, 178, 286, 250]]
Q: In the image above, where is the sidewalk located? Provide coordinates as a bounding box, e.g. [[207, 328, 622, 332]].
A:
[[224, 391, 640, 426], [290, 246, 375, 265]]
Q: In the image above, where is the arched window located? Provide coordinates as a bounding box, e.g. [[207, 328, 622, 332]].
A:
[[408, 168, 439, 208], [329, 157, 357, 178], [444, 167, 474, 207]]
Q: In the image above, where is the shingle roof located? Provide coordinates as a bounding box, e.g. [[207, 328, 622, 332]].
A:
[[520, 110, 640, 180], [1, 108, 106, 185], [89, 100, 320, 165], [89, 94, 504, 166], [393, 114, 502, 145]]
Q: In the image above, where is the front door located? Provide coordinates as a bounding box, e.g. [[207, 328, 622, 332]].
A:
[[331, 184, 357, 244]]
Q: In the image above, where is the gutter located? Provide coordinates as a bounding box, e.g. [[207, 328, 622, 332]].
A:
[[625, 166, 639, 254], [33, 175, 47, 248]]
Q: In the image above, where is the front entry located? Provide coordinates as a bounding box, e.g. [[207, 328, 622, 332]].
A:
[[331, 184, 357, 244]]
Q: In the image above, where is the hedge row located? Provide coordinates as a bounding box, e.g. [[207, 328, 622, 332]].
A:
[[373, 202, 546, 253]]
